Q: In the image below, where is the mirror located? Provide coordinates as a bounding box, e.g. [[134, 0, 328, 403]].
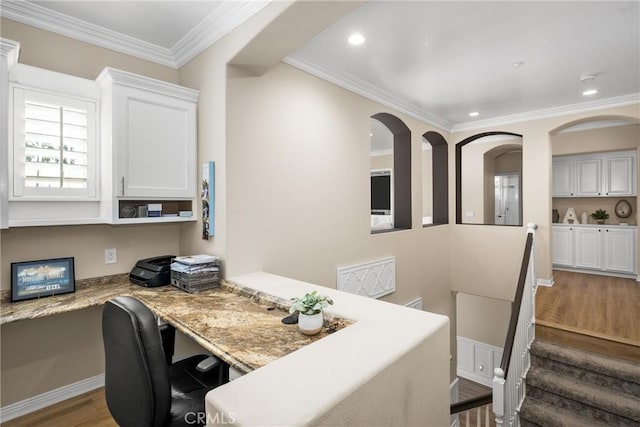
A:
[[459, 134, 523, 225], [370, 117, 394, 231]]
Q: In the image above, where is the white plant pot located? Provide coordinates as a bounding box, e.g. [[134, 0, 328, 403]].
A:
[[298, 312, 323, 335]]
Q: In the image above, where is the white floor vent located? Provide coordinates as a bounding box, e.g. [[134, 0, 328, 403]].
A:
[[336, 256, 395, 299]]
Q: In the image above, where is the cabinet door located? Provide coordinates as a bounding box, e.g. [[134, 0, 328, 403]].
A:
[[574, 227, 603, 270], [604, 156, 634, 196], [576, 159, 602, 196], [115, 86, 196, 199], [552, 227, 574, 267], [604, 228, 635, 273], [552, 160, 574, 197]]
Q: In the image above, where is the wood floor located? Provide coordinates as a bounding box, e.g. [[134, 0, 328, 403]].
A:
[[1, 388, 116, 427], [536, 270, 640, 346]]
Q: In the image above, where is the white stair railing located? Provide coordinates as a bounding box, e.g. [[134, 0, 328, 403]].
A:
[[492, 223, 537, 427]]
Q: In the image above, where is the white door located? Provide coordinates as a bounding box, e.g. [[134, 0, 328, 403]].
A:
[[552, 159, 574, 197], [552, 226, 574, 267], [494, 174, 520, 225], [574, 227, 603, 270], [604, 228, 636, 273]]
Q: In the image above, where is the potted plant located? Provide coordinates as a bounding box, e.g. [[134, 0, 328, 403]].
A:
[[290, 291, 334, 335], [591, 209, 609, 225]]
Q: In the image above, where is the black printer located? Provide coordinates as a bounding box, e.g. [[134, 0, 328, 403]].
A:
[[129, 255, 175, 287]]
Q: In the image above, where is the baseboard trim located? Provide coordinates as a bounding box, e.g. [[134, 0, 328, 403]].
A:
[[0, 374, 105, 422], [553, 266, 636, 280], [537, 277, 554, 287]]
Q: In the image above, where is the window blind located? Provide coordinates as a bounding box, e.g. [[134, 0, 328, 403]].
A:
[[23, 99, 89, 189]]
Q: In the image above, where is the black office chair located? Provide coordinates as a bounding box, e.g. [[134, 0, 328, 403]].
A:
[[102, 296, 228, 427]]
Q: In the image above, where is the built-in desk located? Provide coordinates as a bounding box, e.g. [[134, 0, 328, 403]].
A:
[[1, 273, 451, 426], [0, 274, 349, 375]]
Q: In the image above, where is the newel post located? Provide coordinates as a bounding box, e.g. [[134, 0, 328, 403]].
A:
[[493, 367, 505, 426]]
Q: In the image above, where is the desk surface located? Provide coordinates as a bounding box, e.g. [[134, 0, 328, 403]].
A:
[[0, 274, 350, 374]]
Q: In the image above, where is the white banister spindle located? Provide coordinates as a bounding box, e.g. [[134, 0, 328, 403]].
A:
[[493, 224, 537, 427]]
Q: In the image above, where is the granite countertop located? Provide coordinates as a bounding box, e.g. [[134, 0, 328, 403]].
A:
[[0, 274, 351, 374]]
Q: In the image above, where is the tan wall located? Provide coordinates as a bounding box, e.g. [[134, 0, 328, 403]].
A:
[[225, 62, 453, 311], [456, 293, 511, 347], [370, 153, 393, 170], [0, 19, 183, 406], [450, 105, 640, 300], [552, 124, 640, 156]]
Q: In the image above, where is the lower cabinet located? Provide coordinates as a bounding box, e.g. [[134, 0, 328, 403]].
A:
[[604, 228, 636, 273], [574, 227, 603, 270], [552, 225, 636, 274]]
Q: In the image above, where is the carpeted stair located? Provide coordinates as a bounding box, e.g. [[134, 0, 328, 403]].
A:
[[519, 339, 640, 426]]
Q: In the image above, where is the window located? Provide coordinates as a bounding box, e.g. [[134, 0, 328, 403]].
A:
[[11, 86, 98, 199]]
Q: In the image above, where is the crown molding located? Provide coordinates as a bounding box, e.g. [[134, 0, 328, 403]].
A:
[[96, 67, 199, 101], [283, 53, 640, 136], [0, 38, 20, 66], [172, 1, 269, 68], [451, 93, 640, 133], [1, 0, 269, 70], [1, 1, 177, 67], [283, 52, 453, 133]]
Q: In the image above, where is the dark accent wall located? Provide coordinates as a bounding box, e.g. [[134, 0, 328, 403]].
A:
[[424, 131, 449, 225], [372, 113, 412, 230]]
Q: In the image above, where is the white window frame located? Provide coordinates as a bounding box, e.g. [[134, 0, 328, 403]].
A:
[[9, 65, 99, 201]]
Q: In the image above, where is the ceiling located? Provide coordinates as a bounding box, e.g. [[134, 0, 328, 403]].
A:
[[3, 1, 639, 131]]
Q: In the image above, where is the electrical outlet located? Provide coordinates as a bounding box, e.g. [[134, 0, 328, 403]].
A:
[[104, 248, 117, 264]]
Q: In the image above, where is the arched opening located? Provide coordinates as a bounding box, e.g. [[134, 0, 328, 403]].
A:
[[549, 115, 639, 272], [422, 131, 448, 226], [456, 132, 523, 225], [370, 112, 411, 232]]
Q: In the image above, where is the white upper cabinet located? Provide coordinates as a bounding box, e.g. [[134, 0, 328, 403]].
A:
[[552, 159, 574, 197], [553, 150, 636, 198], [605, 156, 634, 196], [575, 158, 602, 196], [98, 68, 198, 200]]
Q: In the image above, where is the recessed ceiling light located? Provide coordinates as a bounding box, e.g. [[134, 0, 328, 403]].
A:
[[512, 61, 524, 68], [580, 74, 597, 83], [582, 89, 598, 96], [469, 111, 480, 117], [348, 33, 365, 45]]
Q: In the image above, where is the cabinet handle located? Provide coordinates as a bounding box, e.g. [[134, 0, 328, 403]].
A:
[[121, 177, 125, 196], [478, 365, 484, 372]]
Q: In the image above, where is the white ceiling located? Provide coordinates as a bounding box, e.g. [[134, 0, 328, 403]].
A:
[[31, 1, 223, 49], [3, 1, 639, 131]]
